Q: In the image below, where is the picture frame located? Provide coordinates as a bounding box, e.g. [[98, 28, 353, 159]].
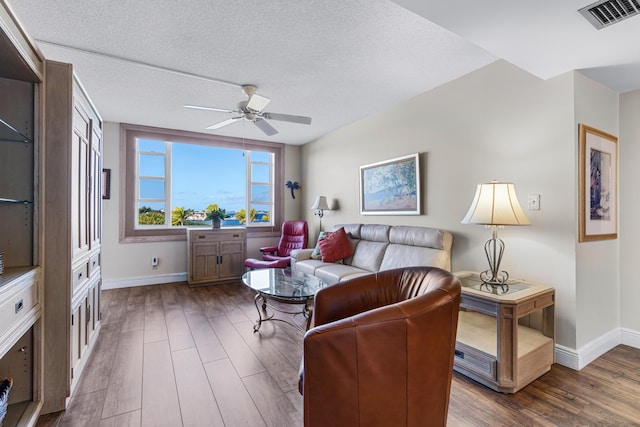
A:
[[359, 153, 420, 215], [578, 124, 618, 242], [102, 168, 111, 200]]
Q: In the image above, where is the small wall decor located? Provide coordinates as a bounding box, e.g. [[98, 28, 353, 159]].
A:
[[578, 124, 618, 242], [285, 180, 300, 199], [102, 169, 111, 200], [360, 153, 420, 215]]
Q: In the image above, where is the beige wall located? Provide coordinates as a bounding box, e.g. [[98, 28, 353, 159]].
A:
[[573, 73, 620, 351], [620, 89, 640, 339], [100, 122, 303, 287], [301, 60, 581, 349]]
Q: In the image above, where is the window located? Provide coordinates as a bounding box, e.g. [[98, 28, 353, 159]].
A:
[[121, 123, 284, 242]]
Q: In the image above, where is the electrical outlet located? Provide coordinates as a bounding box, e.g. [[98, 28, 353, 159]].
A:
[[527, 194, 540, 211], [151, 256, 159, 266]]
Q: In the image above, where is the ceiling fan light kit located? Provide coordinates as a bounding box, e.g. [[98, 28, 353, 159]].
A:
[[185, 84, 312, 136]]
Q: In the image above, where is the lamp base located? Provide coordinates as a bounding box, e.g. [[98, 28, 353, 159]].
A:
[[479, 270, 510, 293], [481, 229, 510, 293]]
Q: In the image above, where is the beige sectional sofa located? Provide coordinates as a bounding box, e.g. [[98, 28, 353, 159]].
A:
[[290, 223, 452, 285]]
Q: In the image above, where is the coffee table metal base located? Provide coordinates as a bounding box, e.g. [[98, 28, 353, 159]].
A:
[[253, 292, 314, 332]]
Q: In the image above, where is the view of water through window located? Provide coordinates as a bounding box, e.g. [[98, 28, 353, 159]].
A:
[[137, 139, 272, 227]]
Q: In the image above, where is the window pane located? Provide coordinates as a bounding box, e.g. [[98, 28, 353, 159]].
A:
[[251, 151, 270, 163], [138, 139, 166, 153], [139, 154, 165, 177], [250, 204, 271, 224], [139, 179, 165, 199], [251, 163, 270, 183], [171, 143, 246, 219], [138, 202, 165, 225], [251, 183, 270, 203]]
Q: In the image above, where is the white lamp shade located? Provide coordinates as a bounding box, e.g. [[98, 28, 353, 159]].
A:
[[311, 196, 330, 211], [461, 182, 530, 226]]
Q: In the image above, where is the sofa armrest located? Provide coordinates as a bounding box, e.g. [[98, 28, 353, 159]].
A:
[[291, 248, 313, 261]]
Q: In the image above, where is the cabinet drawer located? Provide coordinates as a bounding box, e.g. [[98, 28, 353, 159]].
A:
[[72, 262, 89, 292], [0, 277, 38, 339], [453, 342, 497, 381], [88, 252, 101, 277]]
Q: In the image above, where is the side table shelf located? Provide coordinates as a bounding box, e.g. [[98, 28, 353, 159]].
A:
[[453, 272, 555, 393]]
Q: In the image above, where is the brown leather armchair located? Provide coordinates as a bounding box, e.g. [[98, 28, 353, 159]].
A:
[[299, 267, 461, 427]]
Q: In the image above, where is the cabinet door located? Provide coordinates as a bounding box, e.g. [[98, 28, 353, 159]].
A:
[[191, 242, 220, 283], [88, 123, 102, 249], [71, 105, 90, 259], [219, 240, 245, 279]]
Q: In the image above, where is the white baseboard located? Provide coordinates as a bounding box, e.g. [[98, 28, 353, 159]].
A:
[[102, 272, 187, 290], [621, 328, 640, 348], [555, 328, 640, 370]]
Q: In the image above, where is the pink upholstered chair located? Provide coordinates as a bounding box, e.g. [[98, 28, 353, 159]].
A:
[[244, 220, 308, 269]]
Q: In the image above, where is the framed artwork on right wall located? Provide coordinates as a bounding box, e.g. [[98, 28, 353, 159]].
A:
[[578, 123, 618, 242]]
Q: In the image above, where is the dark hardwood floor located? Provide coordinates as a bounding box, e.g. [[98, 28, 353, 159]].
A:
[[35, 281, 640, 427]]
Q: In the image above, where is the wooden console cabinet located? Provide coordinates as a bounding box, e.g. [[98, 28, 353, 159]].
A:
[[187, 228, 246, 285], [453, 272, 555, 393]]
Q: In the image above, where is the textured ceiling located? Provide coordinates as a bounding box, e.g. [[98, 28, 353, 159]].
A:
[[6, 0, 640, 145]]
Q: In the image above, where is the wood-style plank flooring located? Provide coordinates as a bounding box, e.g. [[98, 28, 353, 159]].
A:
[[35, 281, 640, 427]]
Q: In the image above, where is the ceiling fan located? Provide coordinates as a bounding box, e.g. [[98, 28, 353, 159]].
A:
[[184, 85, 312, 136]]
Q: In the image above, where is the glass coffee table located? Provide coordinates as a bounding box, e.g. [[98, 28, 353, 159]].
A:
[[241, 269, 327, 332]]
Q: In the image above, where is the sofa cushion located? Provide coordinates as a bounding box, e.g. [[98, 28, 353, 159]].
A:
[[295, 258, 334, 276], [359, 224, 391, 242], [314, 263, 372, 286], [318, 227, 353, 263], [310, 231, 328, 260], [350, 240, 388, 272], [389, 226, 443, 249], [379, 245, 450, 271]]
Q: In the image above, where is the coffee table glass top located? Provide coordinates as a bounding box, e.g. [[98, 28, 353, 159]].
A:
[[242, 269, 326, 300]]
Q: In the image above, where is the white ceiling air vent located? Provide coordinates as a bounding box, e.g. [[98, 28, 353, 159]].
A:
[[579, 0, 640, 29]]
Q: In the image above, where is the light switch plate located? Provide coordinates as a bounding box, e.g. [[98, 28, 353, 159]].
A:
[[527, 194, 540, 211]]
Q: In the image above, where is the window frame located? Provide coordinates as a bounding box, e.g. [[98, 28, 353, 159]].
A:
[[119, 123, 284, 242]]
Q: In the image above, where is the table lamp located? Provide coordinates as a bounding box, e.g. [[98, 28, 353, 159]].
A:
[[461, 181, 530, 287]]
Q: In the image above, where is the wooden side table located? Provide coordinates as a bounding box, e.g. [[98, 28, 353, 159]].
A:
[[453, 272, 555, 393]]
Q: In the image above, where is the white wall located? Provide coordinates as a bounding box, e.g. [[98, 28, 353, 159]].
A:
[[101, 122, 303, 288], [299, 60, 626, 358], [573, 73, 620, 354], [620, 89, 640, 345]]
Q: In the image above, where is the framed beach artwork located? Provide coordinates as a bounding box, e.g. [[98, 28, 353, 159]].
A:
[[578, 124, 618, 242], [359, 153, 420, 215]]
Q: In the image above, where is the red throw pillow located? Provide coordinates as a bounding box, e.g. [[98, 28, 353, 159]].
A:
[[318, 227, 353, 263]]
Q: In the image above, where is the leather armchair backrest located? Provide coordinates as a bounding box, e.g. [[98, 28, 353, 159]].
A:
[[277, 220, 308, 257], [301, 267, 461, 427]]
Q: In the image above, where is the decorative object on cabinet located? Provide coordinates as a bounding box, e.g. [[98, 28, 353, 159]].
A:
[[359, 153, 420, 215], [285, 180, 300, 199], [311, 196, 330, 231], [0, 377, 13, 425], [461, 181, 530, 288], [187, 228, 246, 285], [453, 272, 554, 393], [102, 169, 111, 199], [578, 123, 618, 242]]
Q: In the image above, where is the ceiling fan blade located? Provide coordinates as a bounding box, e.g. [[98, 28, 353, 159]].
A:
[[254, 118, 279, 136], [184, 104, 237, 113], [206, 117, 242, 130], [246, 94, 271, 113], [262, 112, 312, 125]]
